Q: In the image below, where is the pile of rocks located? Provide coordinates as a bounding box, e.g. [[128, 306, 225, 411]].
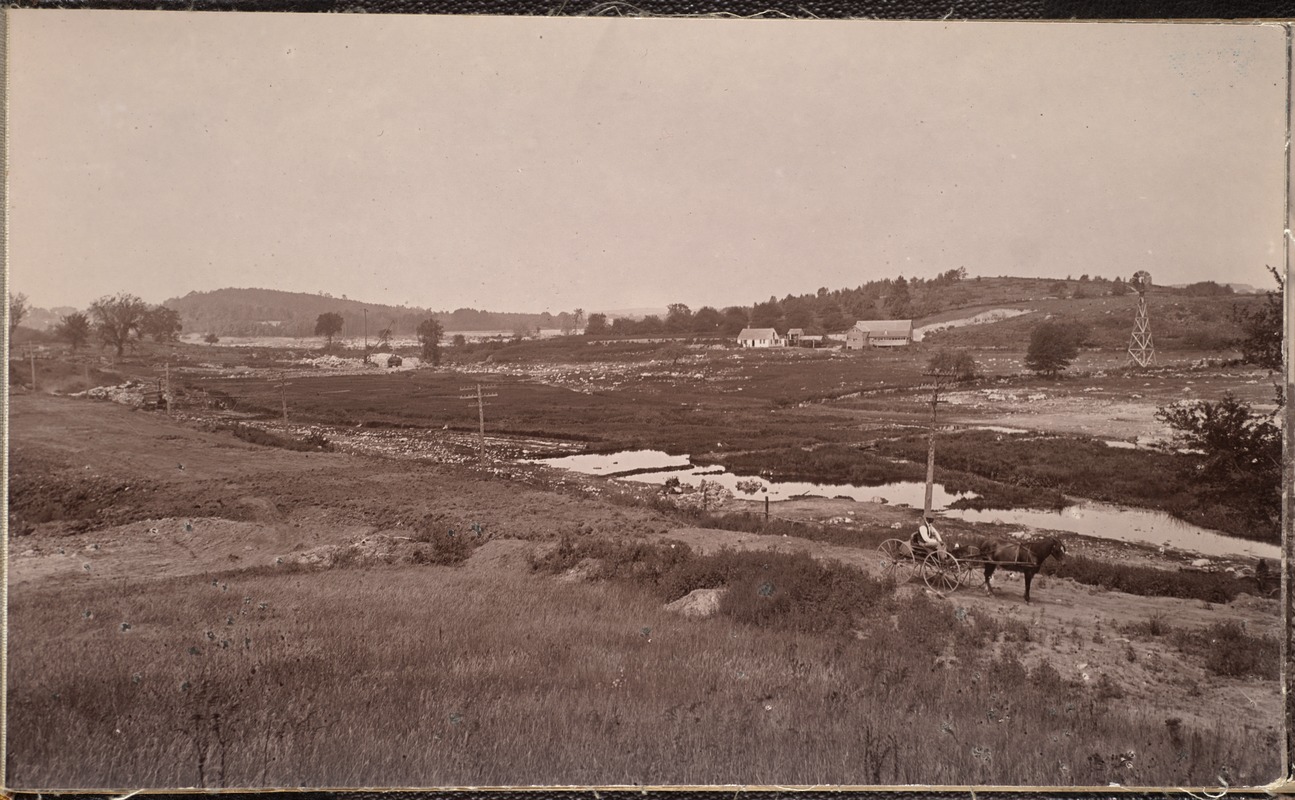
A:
[[73, 381, 151, 407]]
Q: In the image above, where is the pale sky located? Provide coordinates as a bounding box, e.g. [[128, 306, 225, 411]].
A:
[[8, 13, 1288, 313]]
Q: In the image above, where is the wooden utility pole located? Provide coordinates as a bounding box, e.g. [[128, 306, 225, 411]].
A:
[[459, 383, 498, 462], [164, 361, 172, 414], [924, 381, 939, 518], [280, 372, 289, 423], [921, 365, 962, 519], [28, 347, 36, 392], [918, 349, 977, 520]]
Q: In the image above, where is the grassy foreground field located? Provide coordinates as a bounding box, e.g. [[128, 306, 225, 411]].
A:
[[6, 393, 1281, 788], [10, 556, 1274, 788]]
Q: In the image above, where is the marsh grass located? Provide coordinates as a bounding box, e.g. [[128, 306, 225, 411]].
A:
[[1044, 555, 1245, 604], [875, 432, 1262, 539], [8, 555, 1275, 788]]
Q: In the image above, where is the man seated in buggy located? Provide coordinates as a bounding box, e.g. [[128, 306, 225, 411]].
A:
[[909, 516, 946, 558]]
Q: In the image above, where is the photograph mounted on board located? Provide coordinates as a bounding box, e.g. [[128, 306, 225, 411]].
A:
[[5, 10, 1287, 789]]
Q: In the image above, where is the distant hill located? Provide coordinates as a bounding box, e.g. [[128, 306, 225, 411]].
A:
[[162, 288, 577, 338]]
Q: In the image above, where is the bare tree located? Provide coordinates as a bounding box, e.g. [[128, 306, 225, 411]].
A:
[[9, 292, 29, 338]]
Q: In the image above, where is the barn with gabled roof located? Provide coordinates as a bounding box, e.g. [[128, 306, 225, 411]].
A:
[[845, 319, 913, 349]]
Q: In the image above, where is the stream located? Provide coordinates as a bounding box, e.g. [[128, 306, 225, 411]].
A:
[[531, 449, 1279, 561]]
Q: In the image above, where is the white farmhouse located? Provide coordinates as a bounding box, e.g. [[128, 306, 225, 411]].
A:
[[737, 327, 787, 348]]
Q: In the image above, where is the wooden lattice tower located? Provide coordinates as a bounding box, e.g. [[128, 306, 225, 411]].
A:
[[1127, 270, 1156, 367]]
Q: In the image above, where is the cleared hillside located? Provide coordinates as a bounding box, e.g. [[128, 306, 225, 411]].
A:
[[919, 291, 1263, 351]]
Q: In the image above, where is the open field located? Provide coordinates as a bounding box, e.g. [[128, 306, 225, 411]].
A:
[[7, 332, 1283, 788], [140, 338, 1281, 542]]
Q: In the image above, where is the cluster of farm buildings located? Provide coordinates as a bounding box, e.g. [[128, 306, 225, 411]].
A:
[[737, 319, 914, 349]]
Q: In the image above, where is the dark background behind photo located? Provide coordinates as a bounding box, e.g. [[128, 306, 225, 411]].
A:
[[6, 0, 1295, 20]]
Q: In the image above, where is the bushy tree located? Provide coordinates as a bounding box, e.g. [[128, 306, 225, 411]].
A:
[[314, 312, 344, 348], [1111, 277, 1130, 296], [90, 293, 150, 356], [451, 333, 467, 347], [9, 292, 29, 338], [721, 306, 749, 336], [1233, 266, 1283, 372], [637, 315, 664, 335], [55, 311, 92, 350], [691, 306, 722, 334], [417, 317, 444, 365], [141, 305, 183, 343], [584, 313, 609, 336], [1025, 320, 1081, 377], [926, 348, 977, 382], [204, 333, 220, 344], [1156, 392, 1281, 540], [665, 303, 693, 333]]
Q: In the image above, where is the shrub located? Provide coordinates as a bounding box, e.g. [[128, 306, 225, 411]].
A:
[[717, 550, 890, 635], [1173, 621, 1279, 680], [410, 520, 480, 566], [1046, 555, 1240, 604]]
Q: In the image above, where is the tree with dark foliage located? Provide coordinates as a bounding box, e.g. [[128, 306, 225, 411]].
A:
[[1155, 392, 1281, 541], [926, 348, 978, 382], [314, 312, 344, 349], [1233, 266, 1283, 372], [417, 317, 444, 365], [141, 306, 183, 343], [90, 293, 150, 356], [1024, 320, 1081, 377], [9, 292, 29, 338], [1154, 268, 1284, 542], [56, 311, 92, 350]]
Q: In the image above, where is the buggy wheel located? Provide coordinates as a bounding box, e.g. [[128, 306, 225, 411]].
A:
[[923, 550, 962, 592], [953, 557, 977, 588], [878, 539, 916, 584]]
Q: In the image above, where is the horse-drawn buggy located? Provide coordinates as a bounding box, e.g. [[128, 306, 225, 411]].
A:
[[877, 531, 1065, 602]]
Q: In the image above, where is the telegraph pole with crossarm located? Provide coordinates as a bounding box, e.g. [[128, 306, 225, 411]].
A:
[[459, 383, 498, 462]]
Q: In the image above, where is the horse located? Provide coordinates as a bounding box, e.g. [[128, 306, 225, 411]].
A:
[[976, 536, 1065, 603]]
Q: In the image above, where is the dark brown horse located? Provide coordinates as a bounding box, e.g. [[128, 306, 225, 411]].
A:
[[976, 537, 1065, 603]]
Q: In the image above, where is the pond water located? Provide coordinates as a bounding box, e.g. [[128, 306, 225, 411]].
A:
[[531, 449, 1279, 561]]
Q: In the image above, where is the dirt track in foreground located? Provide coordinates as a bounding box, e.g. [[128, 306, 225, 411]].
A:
[[8, 392, 1282, 777]]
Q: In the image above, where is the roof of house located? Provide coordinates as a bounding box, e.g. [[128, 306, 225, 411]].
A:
[[851, 319, 913, 335], [738, 327, 781, 339], [787, 328, 805, 335]]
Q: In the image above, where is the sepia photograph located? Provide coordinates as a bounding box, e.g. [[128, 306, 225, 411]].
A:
[[4, 10, 1288, 789]]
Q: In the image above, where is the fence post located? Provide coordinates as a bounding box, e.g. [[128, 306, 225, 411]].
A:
[[765, 495, 769, 523]]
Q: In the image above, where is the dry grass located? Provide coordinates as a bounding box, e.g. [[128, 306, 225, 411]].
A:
[[9, 553, 1276, 788]]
